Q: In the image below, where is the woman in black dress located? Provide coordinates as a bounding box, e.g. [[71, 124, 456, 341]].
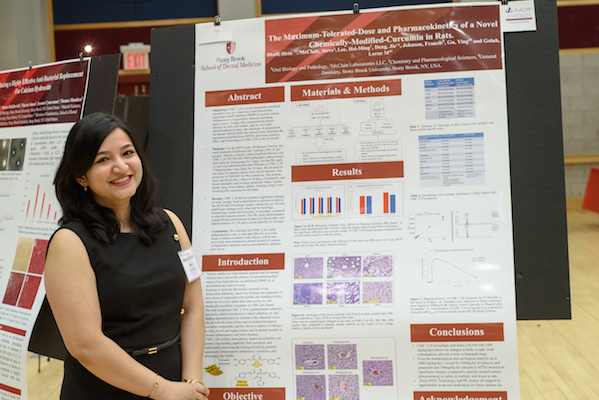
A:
[[45, 113, 210, 400]]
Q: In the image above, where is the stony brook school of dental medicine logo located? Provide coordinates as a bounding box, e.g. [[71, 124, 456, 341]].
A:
[[226, 41, 236, 55], [197, 39, 261, 72]]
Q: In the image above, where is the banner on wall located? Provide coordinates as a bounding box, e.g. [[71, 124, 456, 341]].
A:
[[194, 3, 519, 400], [0, 59, 90, 399]]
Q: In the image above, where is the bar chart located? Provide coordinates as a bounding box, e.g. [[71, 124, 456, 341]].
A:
[[23, 183, 60, 222], [293, 184, 344, 219], [348, 182, 403, 218]]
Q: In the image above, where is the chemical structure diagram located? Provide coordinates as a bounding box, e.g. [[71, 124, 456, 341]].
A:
[[234, 354, 282, 386]]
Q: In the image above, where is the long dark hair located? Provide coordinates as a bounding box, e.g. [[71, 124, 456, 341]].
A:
[[54, 112, 167, 245]]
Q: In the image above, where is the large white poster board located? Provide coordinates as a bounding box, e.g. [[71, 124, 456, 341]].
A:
[[194, 3, 519, 400], [0, 59, 90, 399]]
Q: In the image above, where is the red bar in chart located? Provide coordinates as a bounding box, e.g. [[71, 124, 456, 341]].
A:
[[384, 192, 389, 213], [299, 196, 342, 216], [383, 192, 397, 214], [359, 196, 373, 214], [33, 185, 39, 218], [25, 184, 59, 221], [39, 192, 46, 219]]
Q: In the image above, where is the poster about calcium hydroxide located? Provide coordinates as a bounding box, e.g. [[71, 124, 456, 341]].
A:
[[0, 59, 90, 399], [194, 3, 518, 400]]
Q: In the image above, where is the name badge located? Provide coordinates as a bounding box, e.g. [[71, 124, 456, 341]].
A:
[[178, 247, 202, 282]]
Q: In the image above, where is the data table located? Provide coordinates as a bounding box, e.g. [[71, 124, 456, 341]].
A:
[[419, 133, 485, 187]]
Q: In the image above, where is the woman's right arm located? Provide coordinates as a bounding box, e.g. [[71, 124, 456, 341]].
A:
[[44, 228, 207, 400]]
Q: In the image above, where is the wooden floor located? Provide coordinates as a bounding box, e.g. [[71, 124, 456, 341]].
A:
[[518, 209, 599, 400], [26, 209, 599, 399]]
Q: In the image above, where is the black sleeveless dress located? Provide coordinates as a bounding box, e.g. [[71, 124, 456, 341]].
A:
[[55, 215, 187, 399]]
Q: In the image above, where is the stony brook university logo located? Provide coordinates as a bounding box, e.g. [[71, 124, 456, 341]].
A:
[[226, 41, 236, 55]]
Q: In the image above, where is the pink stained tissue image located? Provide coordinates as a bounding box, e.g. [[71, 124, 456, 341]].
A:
[[294, 257, 324, 279], [362, 255, 393, 277], [293, 282, 323, 305], [326, 281, 360, 304], [329, 374, 360, 400], [296, 375, 326, 400], [327, 343, 358, 370], [295, 344, 325, 370], [362, 281, 393, 303], [327, 256, 361, 278], [363, 360, 394, 386]]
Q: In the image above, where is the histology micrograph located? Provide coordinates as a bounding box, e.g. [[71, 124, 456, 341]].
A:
[[295, 344, 325, 370], [362, 255, 393, 277], [326, 281, 360, 304], [327, 256, 361, 278], [329, 374, 360, 400], [293, 283, 323, 305], [294, 257, 324, 279], [296, 374, 326, 400], [362, 360, 394, 386], [362, 281, 393, 303], [327, 344, 358, 370]]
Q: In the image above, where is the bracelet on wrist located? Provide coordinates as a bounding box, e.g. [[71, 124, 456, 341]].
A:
[[148, 374, 160, 398]]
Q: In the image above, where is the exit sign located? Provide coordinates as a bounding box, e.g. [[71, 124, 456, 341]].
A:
[[126, 53, 148, 70], [120, 43, 150, 70]]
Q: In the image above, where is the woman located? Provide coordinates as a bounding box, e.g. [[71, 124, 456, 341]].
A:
[[45, 113, 210, 400]]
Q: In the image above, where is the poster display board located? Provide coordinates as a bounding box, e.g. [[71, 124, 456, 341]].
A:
[[0, 59, 90, 399], [194, 3, 519, 400]]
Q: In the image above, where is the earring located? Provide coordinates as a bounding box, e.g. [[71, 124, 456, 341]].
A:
[[84, 186, 88, 192]]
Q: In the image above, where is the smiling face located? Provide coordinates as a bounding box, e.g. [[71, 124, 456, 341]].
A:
[[76, 128, 143, 211]]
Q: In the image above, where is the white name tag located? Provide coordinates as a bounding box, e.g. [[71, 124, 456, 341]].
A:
[[178, 247, 202, 282]]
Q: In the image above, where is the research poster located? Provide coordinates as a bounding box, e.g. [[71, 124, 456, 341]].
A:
[[0, 60, 90, 399], [194, 3, 519, 400]]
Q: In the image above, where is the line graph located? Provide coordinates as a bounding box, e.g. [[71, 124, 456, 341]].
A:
[[453, 210, 499, 240], [428, 258, 478, 283], [420, 247, 492, 289], [408, 212, 450, 243]]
